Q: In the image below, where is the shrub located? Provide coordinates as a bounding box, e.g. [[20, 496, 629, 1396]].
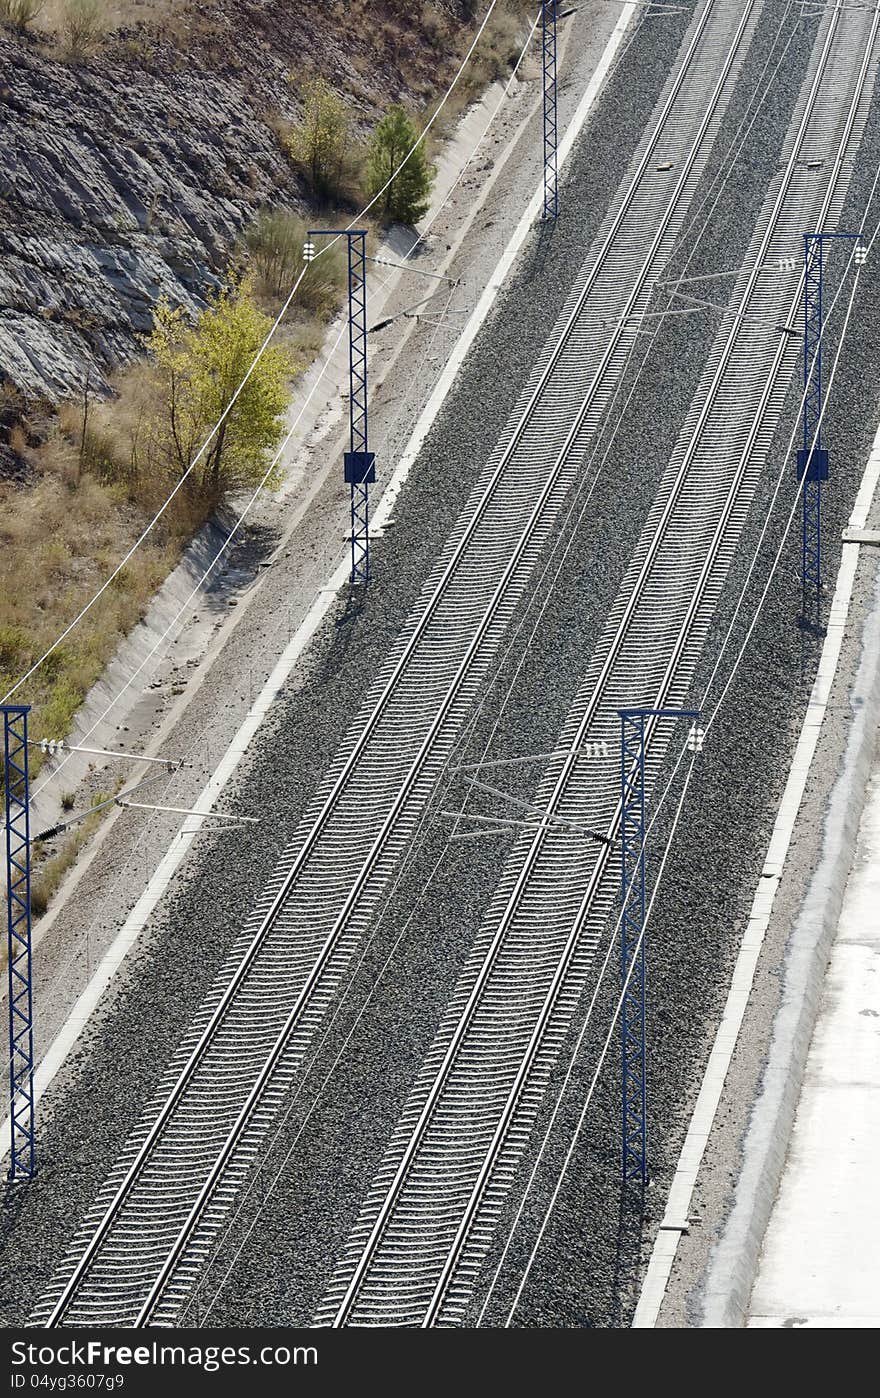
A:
[[0, 623, 29, 677], [244, 209, 346, 316], [61, 0, 105, 60], [419, 2, 446, 49], [0, 0, 44, 31], [286, 78, 360, 204], [80, 421, 132, 487], [367, 105, 435, 226], [39, 674, 85, 743], [30, 791, 108, 917]]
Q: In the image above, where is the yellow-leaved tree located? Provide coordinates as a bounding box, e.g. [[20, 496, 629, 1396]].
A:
[[287, 78, 356, 204], [145, 277, 296, 506]]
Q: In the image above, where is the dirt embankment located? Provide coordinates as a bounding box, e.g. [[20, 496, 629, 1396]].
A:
[[0, 0, 499, 459]]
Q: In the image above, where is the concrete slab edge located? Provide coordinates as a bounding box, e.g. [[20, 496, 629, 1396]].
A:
[[698, 563, 880, 1327], [633, 420, 880, 1328]]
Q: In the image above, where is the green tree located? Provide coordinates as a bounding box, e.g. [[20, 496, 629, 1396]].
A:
[[367, 105, 435, 225], [145, 278, 295, 504], [287, 78, 353, 203]]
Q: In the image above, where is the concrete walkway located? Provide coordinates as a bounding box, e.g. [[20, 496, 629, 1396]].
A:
[[747, 755, 880, 1328]]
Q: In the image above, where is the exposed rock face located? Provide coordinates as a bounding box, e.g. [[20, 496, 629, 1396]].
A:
[[0, 35, 294, 402], [0, 0, 476, 405]]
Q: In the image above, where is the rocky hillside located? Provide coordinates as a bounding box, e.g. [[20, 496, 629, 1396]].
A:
[[0, 0, 495, 421]]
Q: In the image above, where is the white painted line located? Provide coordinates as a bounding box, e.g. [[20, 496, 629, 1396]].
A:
[[3, 6, 637, 1155], [632, 420, 880, 1328]]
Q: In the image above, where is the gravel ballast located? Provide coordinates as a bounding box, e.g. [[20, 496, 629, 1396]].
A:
[[4, 0, 879, 1332], [180, 0, 853, 1329], [0, 2, 697, 1326]]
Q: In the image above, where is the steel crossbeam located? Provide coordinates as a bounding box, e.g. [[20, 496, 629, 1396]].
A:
[[542, 1, 559, 220], [2, 704, 34, 1181], [618, 707, 700, 1184]]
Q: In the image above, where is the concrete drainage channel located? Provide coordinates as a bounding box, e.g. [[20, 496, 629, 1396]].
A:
[[631, 52, 880, 1325], [704, 550, 880, 1328], [38, 0, 861, 1330]]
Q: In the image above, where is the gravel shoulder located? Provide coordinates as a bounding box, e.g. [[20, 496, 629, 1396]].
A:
[[10, 3, 622, 1081], [655, 522, 880, 1329]]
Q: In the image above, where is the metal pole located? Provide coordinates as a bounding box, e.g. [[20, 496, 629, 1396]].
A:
[[620, 711, 647, 1184], [347, 231, 372, 584], [797, 230, 864, 626], [800, 234, 825, 622], [2, 704, 34, 1180], [306, 230, 375, 584], [542, 0, 559, 220], [618, 707, 701, 1184]]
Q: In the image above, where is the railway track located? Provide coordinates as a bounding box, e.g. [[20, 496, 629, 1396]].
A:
[[33, 0, 810, 1328], [314, 0, 880, 1328]]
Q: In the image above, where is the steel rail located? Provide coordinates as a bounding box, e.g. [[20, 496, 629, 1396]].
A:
[[41, 0, 761, 1328], [326, 0, 878, 1327], [129, 8, 749, 1315], [424, 5, 878, 1325]]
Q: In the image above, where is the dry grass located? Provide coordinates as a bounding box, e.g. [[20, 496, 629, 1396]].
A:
[[436, 1, 536, 128], [0, 0, 44, 30], [18, 0, 193, 60], [0, 282, 307, 921], [276, 2, 536, 162], [0, 0, 537, 929], [57, 0, 107, 58], [282, 318, 328, 360], [0, 250, 343, 808], [0, 390, 193, 782], [34, 0, 182, 36], [239, 207, 385, 375], [0, 261, 336, 814], [29, 789, 114, 917], [243, 209, 349, 316]]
